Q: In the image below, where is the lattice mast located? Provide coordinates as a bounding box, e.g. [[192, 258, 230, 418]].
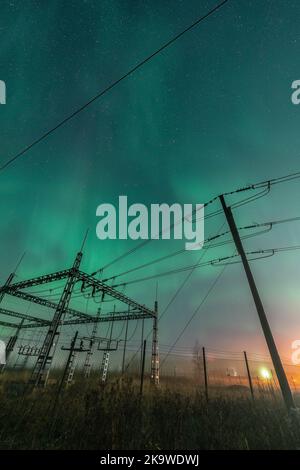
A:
[[150, 300, 159, 385], [99, 309, 115, 383], [83, 307, 101, 379], [29, 250, 82, 387], [60, 332, 90, 390]]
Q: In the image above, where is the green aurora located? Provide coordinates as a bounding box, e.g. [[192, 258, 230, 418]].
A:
[[1, 0, 300, 358]]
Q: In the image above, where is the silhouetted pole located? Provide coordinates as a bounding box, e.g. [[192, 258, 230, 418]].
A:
[[140, 317, 144, 373], [150, 300, 159, 385], [30, 250, 83, 387], [57, 331, 78, 395], [140, 340, 146, 396], [83, 307, 101, 379], [243, 350, 254, 400], [0, 253, 26, 305], [220, 194, 295, 410], [0, 273, 15, 304], [51, 331, 78, 414], [202, 346, 208, 402], [122, 317, 129, 374]]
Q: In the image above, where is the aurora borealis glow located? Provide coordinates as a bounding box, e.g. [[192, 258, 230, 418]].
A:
[[1, 0, 300, 359]]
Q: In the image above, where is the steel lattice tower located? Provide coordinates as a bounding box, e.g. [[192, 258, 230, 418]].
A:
[[0, 247, 157, 388], [83, 307, 101, 379], [29, 251, 82, 387], [150, 300, 159, 385]]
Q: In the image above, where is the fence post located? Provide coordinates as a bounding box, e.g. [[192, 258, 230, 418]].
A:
[[140, 340, 146, 396], [243, 351, 254, 400]]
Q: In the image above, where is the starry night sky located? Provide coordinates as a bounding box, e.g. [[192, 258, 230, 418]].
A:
[[1, 0, 300, 358]]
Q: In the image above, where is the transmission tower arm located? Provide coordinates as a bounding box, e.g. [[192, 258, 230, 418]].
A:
[[0, 319, 20, 329], [77, 271, 156, 317], [3, 289, 92, 320], [0, 307, 50, 325], [5, 269, 71, 291]]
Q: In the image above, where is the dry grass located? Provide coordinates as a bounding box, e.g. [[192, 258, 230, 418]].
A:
[[1, 373, 300, 450]]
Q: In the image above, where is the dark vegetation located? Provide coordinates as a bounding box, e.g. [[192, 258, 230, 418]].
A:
[[0, 373, 300, 450]]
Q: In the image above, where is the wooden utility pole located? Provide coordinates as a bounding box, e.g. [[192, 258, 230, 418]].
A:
[[220, 195, 295, 410], [140, 317, 144, 373], [122, 317, 129, 374], [140, 340, 146, 396], [202, 346, 208, 402]]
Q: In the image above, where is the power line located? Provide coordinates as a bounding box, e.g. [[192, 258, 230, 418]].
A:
[[123, 222, 226, 372], [222, 170, 300, 196], [91, 172, 300, 277], [102, 230, 230, 282], [161, 264, 227, 365], [101, 215, 300, 283], [253, 171, 300, 189], [112, 242, 300, 287], [0, 0, 229, 173], [92, 198, 219, 275], [113, 256, 228, 287], [90, 189, 260, 277], [16, 214, 300, 300]]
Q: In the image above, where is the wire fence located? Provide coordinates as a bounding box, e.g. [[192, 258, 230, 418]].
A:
[[1, 330, 300, 401]]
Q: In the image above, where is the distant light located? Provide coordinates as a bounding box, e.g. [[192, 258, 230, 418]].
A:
[[260, 367, 271, 380]]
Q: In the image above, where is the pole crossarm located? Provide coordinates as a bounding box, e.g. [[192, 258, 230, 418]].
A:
[[0, 307, 49, 325], [3, 289, 90, 320], [82, 311, 152, 324], [76, 271, 156, 317], [61, 310, 152, 325], [0, 319, 21, 329], [2, 270, 155, 319], [5, 269, 71, 291], [0, 255, 156, 387], [0, 310, 152, 330]]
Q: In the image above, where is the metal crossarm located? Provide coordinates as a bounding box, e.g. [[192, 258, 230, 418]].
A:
[[4, 289, 91, 320], [0, 319, 21, 328], [0, 310, 153, 330], [6, 269, 71, 291], [81, 311, 152, 324], [0, 307, 49, 325], [76, 271, 156, 317], [0, 251, 158, 388], [0, 313, 153, 331]]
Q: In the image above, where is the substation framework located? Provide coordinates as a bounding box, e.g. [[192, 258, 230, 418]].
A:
[[0, 249, 159, 387], [0, 193, 296, 411]]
